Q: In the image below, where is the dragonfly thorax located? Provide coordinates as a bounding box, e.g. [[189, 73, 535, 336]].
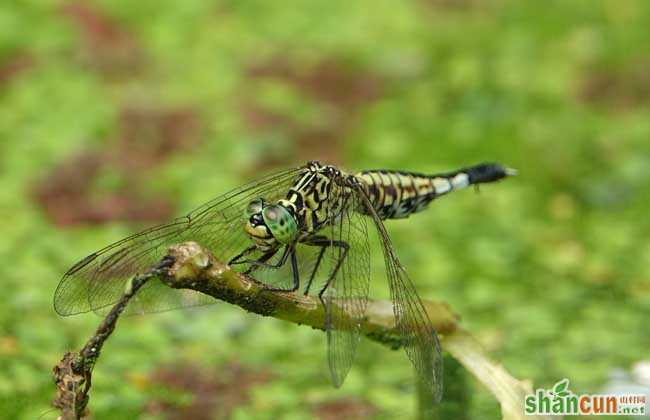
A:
[[244, 198, 298, 252]]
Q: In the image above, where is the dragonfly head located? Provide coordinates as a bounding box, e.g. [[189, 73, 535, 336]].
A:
[[244, 198, 298, 248]]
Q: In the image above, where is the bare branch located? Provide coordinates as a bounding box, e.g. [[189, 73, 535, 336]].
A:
[[52, 241, 550, 420]]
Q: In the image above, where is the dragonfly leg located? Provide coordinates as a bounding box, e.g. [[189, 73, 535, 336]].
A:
[[242, 248, 279, 275], [246, 245, 290, 270], [301, 237, 350, 298], [236, 246, 300, 293], [317, 241, 349, 301], [258, 248, 300, 293], [228, 245, 257, 266], [231, 246, 288, 272], [303, 246, 327, 296]]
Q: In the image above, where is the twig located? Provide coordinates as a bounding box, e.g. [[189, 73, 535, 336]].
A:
[[51, 257, 173, 419], [52, 241, 550, 420]]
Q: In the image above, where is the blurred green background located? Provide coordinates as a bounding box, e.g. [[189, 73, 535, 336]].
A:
[[1, 0, 649, 418]]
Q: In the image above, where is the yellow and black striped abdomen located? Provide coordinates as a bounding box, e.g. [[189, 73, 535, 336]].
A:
[[355, 170, 436, 219], [355, 163, 513, 220]]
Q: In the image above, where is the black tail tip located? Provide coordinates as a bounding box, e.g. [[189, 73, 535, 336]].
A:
[[467, 163, 517, 184]]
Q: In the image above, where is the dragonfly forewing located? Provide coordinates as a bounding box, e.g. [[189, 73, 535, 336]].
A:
[[54, 166, 303, 316]]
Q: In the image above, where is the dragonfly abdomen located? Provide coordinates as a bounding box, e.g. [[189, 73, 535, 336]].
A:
[[355, 163, 514, 220]]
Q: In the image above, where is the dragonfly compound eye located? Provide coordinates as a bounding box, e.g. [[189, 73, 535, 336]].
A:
[[262, 205, 297, 244], [245, 198, 265, 218]]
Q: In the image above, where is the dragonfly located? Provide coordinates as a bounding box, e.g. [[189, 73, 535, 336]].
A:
[[54, 160, 514, 401]]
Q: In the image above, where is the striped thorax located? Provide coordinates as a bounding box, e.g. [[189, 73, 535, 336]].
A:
[[243, 161, 348, 252]]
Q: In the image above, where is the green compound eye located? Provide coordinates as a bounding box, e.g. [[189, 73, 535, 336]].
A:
[[262, 205, 297, 244], [245, 198, 264, 218]]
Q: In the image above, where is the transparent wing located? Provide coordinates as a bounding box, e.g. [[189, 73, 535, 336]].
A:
[[54, 165, 304, 316], [320, 186, 371, 387], [352, 182, 443, 402]]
